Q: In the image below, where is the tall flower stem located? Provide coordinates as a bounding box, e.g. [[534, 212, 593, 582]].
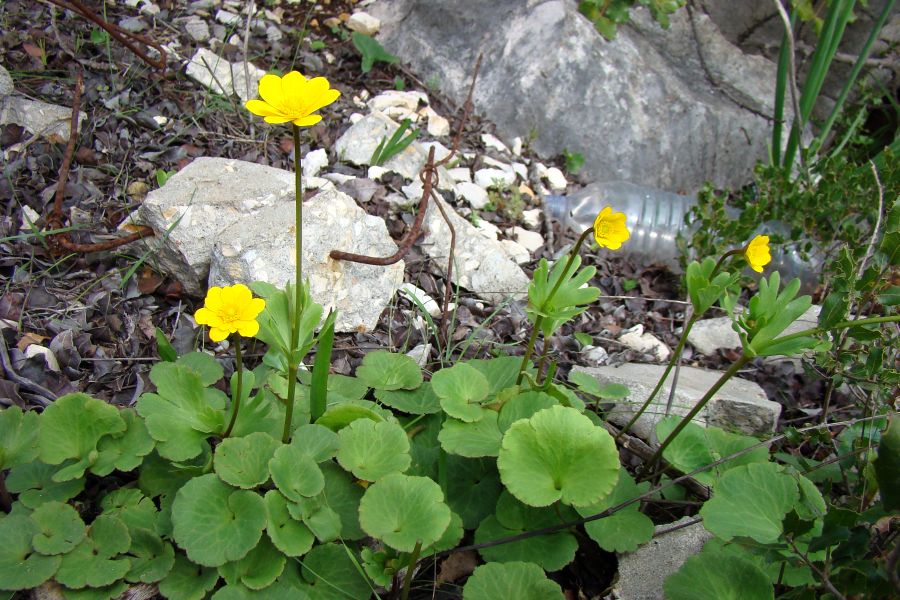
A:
[[399, 541, 422, 600], [223, 337, 244, 438], [517, 227, 594, 385], [282, 125, 304, 444]]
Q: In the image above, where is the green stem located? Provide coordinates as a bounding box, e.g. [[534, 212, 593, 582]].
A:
[[283, 125, 304, 444], [223, 336, 243, 438], [615, 314, 699, 441], [399, 541, 422, 600], [516, 226, 594, 385], [643, 354, 751, 477]]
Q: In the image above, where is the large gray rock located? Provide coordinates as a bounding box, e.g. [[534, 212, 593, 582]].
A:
[[572, 362, 780, 443], [0, 96, 86, 141], [210, 189, 404, 333], [615, 516, 713, 600], [688, 304, 821, 356], [420, 196, 530, 304], [368, 0, 784, 192], [132, 157, 295, 295]]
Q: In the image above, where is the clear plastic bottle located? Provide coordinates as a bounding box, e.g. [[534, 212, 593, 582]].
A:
[[543, 180, 822, 292]]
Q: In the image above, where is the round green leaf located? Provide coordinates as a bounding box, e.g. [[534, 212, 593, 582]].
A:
[[158, 552, 220, 600], [699, 462, 799, 543], [431, 363, 490, 422], [100, 489, 160, 534], [320, 462, 366, 540], [474, 515, 576, 572], [497, 390, 557, 433], [303, 504, 342, 543], [39, 393, 126, 481], [359, 473, 451, 552], [300, 543, 371, 599], [498, 406, 619, 507], [446, 456, 502, 529], [0, 405, 39, 469], [290, 424, 340, 462], [90, 513, 132, 558], [125, 528, 175, 583], [576, 470, 654, 553], [0, 514, 61, 590], [54, 537, 131, 589], [375, 381, 442, 415], [269, 445, 325, 501], [6, 461, 85, 509], [171, 474, 267, 567], [439, 412, 503, 458], [664, 542, 774, 600], [355, 350, 423, 391], [264, 491, 315, 557], [315, 404, 383, 432], [92, 407, 155, 476], [215, 432, 281, 489], [218, 535, 285, 591], [336, 419, 411, 481], [427, 510, 464, 554], [30, 500, 86, 555], [463, 561, 564, 600]]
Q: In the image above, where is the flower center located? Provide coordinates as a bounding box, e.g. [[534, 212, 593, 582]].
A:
[[596, 223, 611, 237]]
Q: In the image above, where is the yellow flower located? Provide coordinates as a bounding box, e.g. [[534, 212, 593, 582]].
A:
[[592, 206, 630, 250], [744, 234, 772, 273], [245, 72, 340, 127], [195, 284, 266, 342]]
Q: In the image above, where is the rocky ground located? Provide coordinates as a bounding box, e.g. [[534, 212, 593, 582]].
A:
[[0, 0, 843, 596]]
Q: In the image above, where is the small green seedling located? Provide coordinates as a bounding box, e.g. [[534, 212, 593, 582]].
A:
[[351, 32, 399, 74]]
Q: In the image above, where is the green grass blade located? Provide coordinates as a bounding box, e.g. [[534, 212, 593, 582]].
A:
[[309, 310, 336, 422]]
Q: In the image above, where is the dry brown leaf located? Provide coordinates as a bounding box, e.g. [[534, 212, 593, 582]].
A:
[[436, 550, 478, 584]]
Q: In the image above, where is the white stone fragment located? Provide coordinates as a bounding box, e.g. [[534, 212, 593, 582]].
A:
[[474, 219, 500, 240], [399, 283, 441, 317], [455, 182, 490, 210], [184, 47, 266, 102], [543, 166, 568, 191], [367, 166, 388, 180], [321, 172, 356, 185], [420, 141, 451, 162], [511, 162, 528, 180], [511, 136, 523, 156], [24, 345, 60, 372], [619, 324, 671, 362], [19, 205, 41, 232], [481, 133, 509, 154], [522, 208, 542, 228], [346, 11, 381, 35], [0, 97, 86, 141], [406, 343, 432, 367], [367, 90, 428, 114], [447, 167, 471, 183], [512, 226, 543, 253], [215, 9, 241, 25], [474, 168, 515, 189], [184, 17, 211, 42], [583, 345, 609, 365], [303, 176, 333, 190], [152, 115, 168, 126], [499, 240, 531, 265], [302, 148, 329, 178], [422, 106, 450, 136]]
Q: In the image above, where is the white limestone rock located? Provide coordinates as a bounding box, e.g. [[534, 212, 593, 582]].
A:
[[500, 240, 531, 265], [481, 133, 509, 154], [421, 196, 529, 304], [399, 283, 441, 317], [127, 157, 296, 296], [474, 168, 515, 189], [619, 324, 671, 362], [543, 166, 567, 191], [303, 148, 329, 178], [447, 167, 471, 183], [210, 188, 404, 333], [0, 96, 86, 141], [455, 181, 489, 210], [0, 65, 13, 99], [512, 226, 543, 253], [346, 11, 381, 35], [571, 363, 781, 444], [184, 47, 266, 102]]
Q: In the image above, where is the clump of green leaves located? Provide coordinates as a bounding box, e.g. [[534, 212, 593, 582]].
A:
[[351, 32, 399, 74], [578, 0, 685, 40], [371, 118, 419, 166]]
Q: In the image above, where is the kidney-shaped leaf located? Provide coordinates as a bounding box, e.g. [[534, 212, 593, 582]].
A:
[[39, 393, 126, 481], [92, 408, 156, 476], [576, 470, 653, 553], [30, 500, 86, 555], [269, 445, 325, 501], [699, 462, 799, 544], [218, 535, 285, 591], [264, 491, 314, 558], [355, 350, 422, 391], [375, 382, 442, 415], [359, 473, 451, 552], [498, 406, 619, 507], [439, 412, 503, 458], [214, 432, 281, 489], [171, 474, 266, 567], [336, 418, 410, 482], [0, 405, 39, 469], [431, 363, 489, 422], [463, 561, 564, 600], [664, 540, 773, 600], [0, 514, 61, 590]]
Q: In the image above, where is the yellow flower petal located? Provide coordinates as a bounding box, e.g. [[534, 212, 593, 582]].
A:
[[208, 326, 230, 342], [593, 206, 630, 250], [258, 74, 286, 109], [236, 319, 260, 338], [245, 99, 282, 118], [305, 88, 341, 114], [293, 114, 322, 127], [194, 307, 214, 326], [264, 115, 294, 124], [242, 297, 266, 321], [204, 287, 224, 311], [744, 235, 771, 273]]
